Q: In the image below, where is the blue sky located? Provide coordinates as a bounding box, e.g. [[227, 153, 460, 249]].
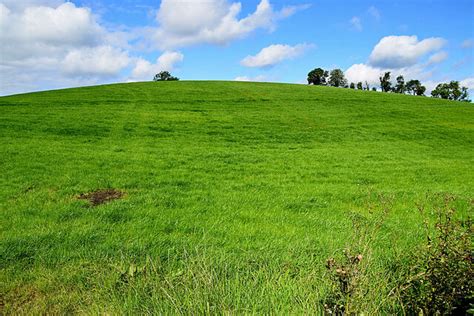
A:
[[0, 0, 473, 95]]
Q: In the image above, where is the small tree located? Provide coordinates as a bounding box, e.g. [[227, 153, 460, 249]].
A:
[[307, 68, 329, 85], [394, 75, 406, 94], [431, 81, 470, 102], [153, 71, 179, 81], [379, 72, 391, 92], [406, 80, 419, 95], [357, 82, 363, 90], [415, 85, 426, 96], [365, 81, 370, 91], [328, 69, 347, 87], [372, 87, 377, 92], [350, 82, 355, 89]]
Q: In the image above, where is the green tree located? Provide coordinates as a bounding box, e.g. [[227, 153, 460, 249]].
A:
[[415, 85, 426, 96], [405, 80, 426, 96], [328, 69, 347, 87], [153, 71, 179, 81], [350, 82, 355, 89], [357, 82, 363, 90], [365, 81, 370, 91], [406, 80, 420, 95], [372, 87, 377, 92], [307, 68, 328, 85], [394, 75, 406, 93], [431, 81, 470, 101], [379, 72, 391, 92]]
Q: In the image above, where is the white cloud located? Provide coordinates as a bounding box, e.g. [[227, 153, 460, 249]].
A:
[[234, 75, 268, 82], [345, 36, 449, 89], [350, 16, 362, 31], [345, 64, 381, 86], [62, 46, 130, 77], [0, 0, 63, 12], [0, 2, 104, 64], [461, 39, 473, 49], [0, 1, 124, 94], [240, 43, 313, 68], [427, 51, 448, 65], [460, 77, 474, 89], [152, 0, 308, 49], [369, 35, 446, 68], [130, 51, 184, 81], [368, 6, 380, 20], [0, 1, 151, 94]]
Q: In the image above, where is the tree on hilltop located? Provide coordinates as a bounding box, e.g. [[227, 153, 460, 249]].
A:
[[154, 71, 179, 81], [393, 75, 406, 94], [379, 72, 392, 92], [431, 81, 470, 102], [307, 68, 329, 85], [328, 69, 347, 87]]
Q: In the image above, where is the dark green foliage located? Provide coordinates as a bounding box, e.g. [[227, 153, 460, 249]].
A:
[[405, 80, 426, 96], [415, 85, 426, 96], [350, 82, 355, 89], [357, 82, 363, 90], [328, 69, 347, 88], [379, 72, 391, 92], [307, 68, 328, 85], [371, 87, 377, 92], [400, 198, 473, 314], [431, 81, 470, 102], [153, 71, 179, 81], [393, 75, 405, 94]]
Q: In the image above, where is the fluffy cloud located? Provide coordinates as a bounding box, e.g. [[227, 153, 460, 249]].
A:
[[350, 16, 362, 32], [240, 43, 313, 68], [62, 46, 130, 77], [0, 0, 63, 12], [130, 51, 184, 81], [152, 0, 308, 49], [0, 2, 104, 63], [345, 64, 382, 86], [369, 35, 446, 68], [345, 35, 449, 89], [0, 1, 133, 94], [460, 77, 474, 89]]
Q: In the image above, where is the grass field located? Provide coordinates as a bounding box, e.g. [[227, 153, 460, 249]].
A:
[[1, 81, 473, 313]]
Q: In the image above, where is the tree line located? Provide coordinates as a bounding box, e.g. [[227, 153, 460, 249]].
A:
[[307, 68, 471, 102]]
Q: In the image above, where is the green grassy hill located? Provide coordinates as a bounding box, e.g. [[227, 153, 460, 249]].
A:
[[1, 81, 473, 313]]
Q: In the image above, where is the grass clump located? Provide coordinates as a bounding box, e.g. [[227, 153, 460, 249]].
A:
[[323, 197, 394, 315]]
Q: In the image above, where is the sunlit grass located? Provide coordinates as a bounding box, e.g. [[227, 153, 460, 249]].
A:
[[1, 81, 473, 313]]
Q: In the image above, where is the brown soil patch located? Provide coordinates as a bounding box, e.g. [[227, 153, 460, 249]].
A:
[[78, 189, 124, 206]]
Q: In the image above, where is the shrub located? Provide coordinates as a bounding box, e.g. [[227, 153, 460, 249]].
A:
[[399, 196, 473, 314]]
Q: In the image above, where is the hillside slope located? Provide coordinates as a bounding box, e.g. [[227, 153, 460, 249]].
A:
[[1, 81, 473, 313]]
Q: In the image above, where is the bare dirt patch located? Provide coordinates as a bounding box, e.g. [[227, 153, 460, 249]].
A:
[[78, 189, 125, 206]]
